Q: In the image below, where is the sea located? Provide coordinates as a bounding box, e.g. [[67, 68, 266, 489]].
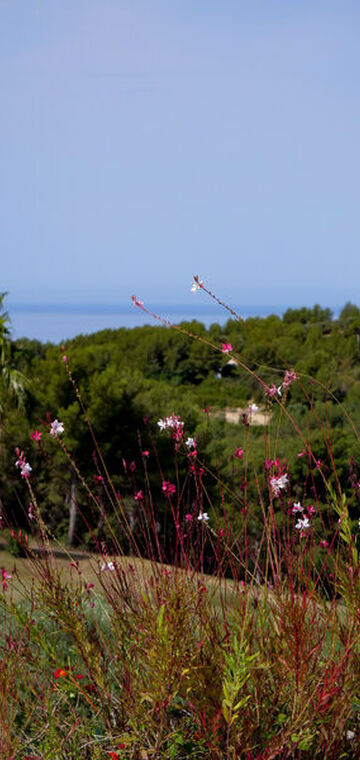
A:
[[7, 303, 339, 345]]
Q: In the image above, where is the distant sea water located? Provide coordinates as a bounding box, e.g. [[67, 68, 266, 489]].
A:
[[7, 303, 340, 344]]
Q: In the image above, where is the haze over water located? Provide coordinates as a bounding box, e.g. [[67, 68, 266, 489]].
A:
[[8, 302, 342, 344]]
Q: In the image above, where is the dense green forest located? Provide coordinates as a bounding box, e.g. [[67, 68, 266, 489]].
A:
[[1, 295, 360, 556]]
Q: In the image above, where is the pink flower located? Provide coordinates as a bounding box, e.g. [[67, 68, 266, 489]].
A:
[[270, 473, 289, 496], [319, 539, 329, 548], [142, 450, 149, 457], [94, 475, 104, 483], [31, 429, 42, 442], [190, 277, 204, 292], [307, 504, 316, 515], [20, 462, 32, 478], [283, 370, 297, 389], [197, 511, 209, 522], [234, 447, 244, 459], [131, 295, 144, 307], [221, 342, 233, 353], [185, 513, 193, 522], [265, 384, 282, 398], [50, 419, 64, 437], [101, 561, 115, 572], [28, 503, 34, 521], [295, 516, 310, 531], [15, 450, 32, 479], [158, 414, 184, 432], [134, 490, 144, 501], [162, 481, 176, 495]]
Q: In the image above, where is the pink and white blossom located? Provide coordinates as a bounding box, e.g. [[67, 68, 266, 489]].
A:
[[197, 511, 209, 522], [157, 414, 184, 432], [283, 369, 297, 388], [270, 473, 289, 496], [50, 419, 64, 437], [162, 481, 176, 495], [101, 561, 115, 572], [190, 278, 203, 292], [15, 451, 32, 479], [265, 384, 282, 399], [295, 516, 310, 531]]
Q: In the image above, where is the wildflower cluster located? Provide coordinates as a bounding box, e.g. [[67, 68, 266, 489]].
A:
[[292, 501, 316, 536], [162, 480, 176, 495], [265, 369, 297, 399], [1, 568, 12, 591], [15, 449, 32, 479], [157, 414, 185, 442]]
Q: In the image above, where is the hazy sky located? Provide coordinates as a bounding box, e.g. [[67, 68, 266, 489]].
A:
[[1, 1, 360, 308]]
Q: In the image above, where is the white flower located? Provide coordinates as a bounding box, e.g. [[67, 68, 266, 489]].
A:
[[190, 279, 203, 292], [270, 473, 289, 496], [186, 437, 196, 448], [346, 730, 355, 741], [295, 516, 310, 531], [50, 419, 64, 437], [277, 385, 283, 397], [197, 512, 209, 522], [101, 561, 115, 572], [249, 403, 259, 414], [157, 414, 184, 431], [21, 462, 32, 476], [292, 501, 303, 513]]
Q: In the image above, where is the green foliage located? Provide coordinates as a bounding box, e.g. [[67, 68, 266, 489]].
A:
[[2, 301, 360, 552]]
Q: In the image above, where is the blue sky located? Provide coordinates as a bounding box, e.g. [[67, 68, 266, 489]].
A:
[[1, 1, 360, 309]]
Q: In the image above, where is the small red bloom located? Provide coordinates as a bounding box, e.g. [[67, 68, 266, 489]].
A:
[[221, 342, 233, 353], [54, 668, 67, 679], [162, 480, 176, 495], [31, 429, 42, 442]]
